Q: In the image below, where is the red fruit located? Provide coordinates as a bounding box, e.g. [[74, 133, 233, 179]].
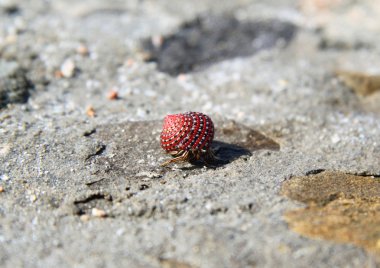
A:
[[160, 112, 215, 166]]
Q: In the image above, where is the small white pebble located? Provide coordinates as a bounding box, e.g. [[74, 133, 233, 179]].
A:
[[91, 208, 107, 217], [151, 35, 163, 48], [60, 59, 76, 78], [80, 215, 90, 222]]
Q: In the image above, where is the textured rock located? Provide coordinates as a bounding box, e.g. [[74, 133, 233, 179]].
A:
[[282, 171, 380, 259], [0, 61, 31, 108], [143, 15, 297, 75], [0, 0, 380, 267], [335, 70, 380, 96]]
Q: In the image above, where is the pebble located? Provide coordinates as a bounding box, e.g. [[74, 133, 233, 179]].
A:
[[80, 214, 90, 222], [177, 73, 187, 82], [151, 35, 163, 48], [54, 70, 64, 78], [76, 44, 89, 56], [60, 59, 76, 78], [0, 186, 4, 192], [107, 89, 118, 100], [91, 208, 107, 217], [86, 106, 96, 117]]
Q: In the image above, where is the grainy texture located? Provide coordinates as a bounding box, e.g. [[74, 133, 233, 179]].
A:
[[0, 60, 31, 108], [0, 0, 380, 267], [142, 15, 297, 76], [281, 171, 380, 259]]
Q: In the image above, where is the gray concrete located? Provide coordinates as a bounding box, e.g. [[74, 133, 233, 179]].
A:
[[0, 0, 379, 267]]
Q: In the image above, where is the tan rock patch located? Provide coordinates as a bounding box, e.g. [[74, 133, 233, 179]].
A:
[[281, 171, 380, 258]]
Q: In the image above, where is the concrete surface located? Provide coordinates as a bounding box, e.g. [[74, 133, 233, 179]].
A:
[[0, 0, 379, 267]]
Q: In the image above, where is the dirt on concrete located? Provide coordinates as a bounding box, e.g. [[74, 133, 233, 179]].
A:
[[282, 171, 380, 259]]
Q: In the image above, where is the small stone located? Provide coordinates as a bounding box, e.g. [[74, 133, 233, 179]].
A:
[[177, 73, 187, 82], [86, 106, 95, 117], [151, 35, 163, 48], [60, 59, 76, 78], [91, 208, 107, 217], [80, 214, 90, 222], [0, 186, 4, 192], [54, 70, 64, 78], [76, 44, 89, 56], [107, 89, 118, 100]]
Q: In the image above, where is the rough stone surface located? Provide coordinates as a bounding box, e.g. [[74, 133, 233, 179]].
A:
[[0, 0, 380, 267], [0, 60, 31, 108], [142, 15, 297, 76], [281, 171, 380, 259]]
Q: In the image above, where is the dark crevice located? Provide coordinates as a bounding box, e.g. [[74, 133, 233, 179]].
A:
[[73, 193, 113, 216], [83, 128, 97, 137], [85, 178, 106, 186], [73, 193, 108, 204], [85, 144, 106, 161], [305, 169, 326, 175]]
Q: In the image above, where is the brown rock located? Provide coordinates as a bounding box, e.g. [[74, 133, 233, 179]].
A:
[[335, 70, 380, 96], [281, 171, 380, 257]]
